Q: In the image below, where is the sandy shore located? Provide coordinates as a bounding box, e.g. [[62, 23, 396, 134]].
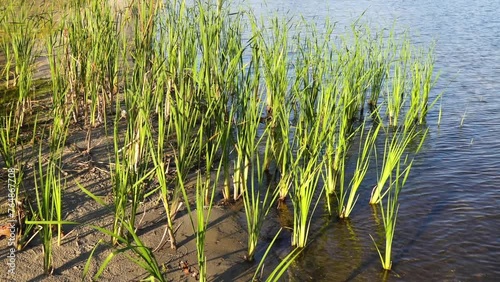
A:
[[0, 114, 287, 282]]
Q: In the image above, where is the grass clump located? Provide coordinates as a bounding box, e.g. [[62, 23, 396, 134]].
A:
[[370, 156, 413, 271], [0, 0, 442, 280], [338, 122, 380, 219]]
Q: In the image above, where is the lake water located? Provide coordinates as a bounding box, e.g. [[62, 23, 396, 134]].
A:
[[239, 0, 500, 280]]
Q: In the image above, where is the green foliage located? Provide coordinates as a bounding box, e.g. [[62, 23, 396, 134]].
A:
[[1, 0, 440, 279]]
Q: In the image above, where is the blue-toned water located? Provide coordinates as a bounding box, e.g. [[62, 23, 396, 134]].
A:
[[239, 0, 500, 280]]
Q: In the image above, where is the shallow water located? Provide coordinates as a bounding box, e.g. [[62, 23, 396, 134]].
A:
[[239, 0, 500, 280]]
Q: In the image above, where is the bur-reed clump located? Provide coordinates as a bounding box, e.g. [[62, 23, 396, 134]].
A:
[[84, 221, 166, 282], [371, 156, 413, 271], [196, 0, 244, 202], [178, 109, 225, 282], [149, 106, 179, 250], [367, 30, 390, 113], [249, 15, 295, 203], [28, 103, 73, 274], [0, 106, 21, 171], [290, 151, 323, 249], [385, 37, 411, 127], [1, 2, 38, 126], [407, 45, 440, 128], [289, 105, 328, 248], [369, 127, 421, 205], [338, 122, 380, 219], [233, 63, 277, 261]]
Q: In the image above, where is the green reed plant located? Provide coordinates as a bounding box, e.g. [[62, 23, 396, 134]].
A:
[[127, 0, 160, 115], [80, 160, 154, 246], [234, 78, 277, 261], [233, 49, 265, 202], [87, 0, 121, 124], [160, 2, 201, 201], [219, 19, 245, 202], [179, 137, 221, 282], [65, 0, 121, 130], [105, 0, 162, 240], [28, 107, 73, 273], [123, 0, 161, 175], [0, 105, 21, 169], [157, 0, 193, 122], [190, 85, 234, 279], [47, 75, 73, 248], [197, 0, 225, 101], [386, 37, 411, 127], [324, 88, 355, 212], [407, 46, 440, 128], [47, 21, 69, 118], [251, 16, 293, 202], [0, 10, 12, 89], [370, 157, 413, 271], [287, 20, 336, 212], [253, 228, 303, 282], [195, 0, 245, 202], [65, 0, 92, 123], [289, 114, 325, 250], [44, 88, 73, 243], [2, 2, 38, 126], [85, 221, 166, 282], [133, 0, 160, 59], [153, 5, 227, 267], [232, 127, 250, 202], [339, 122, 380, 219], [260, 17, 291, 120], [340, 27, 371, 122], [83, 84, 155, 246], [291, 152, 323, 248], [368, 30, 390, 112], [323, 143, 338, 209], [408, 58, 424, 126], [242, 166, 277, 262], [31, 159, 59, 274], [321, 58, 343, 200], [195, 173, 211, 282], [123, 85, 153, 174], [110, 106, 154, 244], [170, 77, 201, 201], [149, 109, 178, 249], [329, 108, 356, 216], [161, 0, 197, 99], [110, 136, 131, 244], [291, 20, 340, 207], [292, 20, 333, 154], [418, 50, 438, 124], [219, 109, 235, 202], [370, 127, 418, 204], [335, 61, 363, 156]]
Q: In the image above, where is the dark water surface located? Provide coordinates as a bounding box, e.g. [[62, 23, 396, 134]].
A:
[[239, 0, 500, 281]]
